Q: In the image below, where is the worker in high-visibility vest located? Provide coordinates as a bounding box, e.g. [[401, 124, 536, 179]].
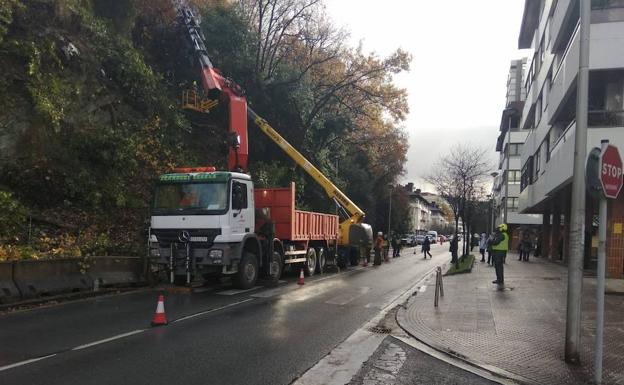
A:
[[490, 223, 509, 286]]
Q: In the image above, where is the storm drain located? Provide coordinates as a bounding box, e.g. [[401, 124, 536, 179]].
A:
[[369, 326, 392, 334]]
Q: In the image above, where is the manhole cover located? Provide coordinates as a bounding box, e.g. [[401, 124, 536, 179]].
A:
[[369, 326, 392, 334]]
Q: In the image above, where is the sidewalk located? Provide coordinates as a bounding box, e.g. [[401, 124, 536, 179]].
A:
[[397, 254, 624, 385]]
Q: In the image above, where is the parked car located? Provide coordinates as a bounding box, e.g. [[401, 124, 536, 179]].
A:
[[400, 235, 413, 246], [413, 235, 426, 245]]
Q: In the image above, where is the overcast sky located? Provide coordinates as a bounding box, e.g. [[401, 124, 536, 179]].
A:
[[324, 0, 530, 191]]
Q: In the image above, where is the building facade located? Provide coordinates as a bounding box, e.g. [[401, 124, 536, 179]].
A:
[[515, 0, 624, 278], [493, 58, 543, 250]]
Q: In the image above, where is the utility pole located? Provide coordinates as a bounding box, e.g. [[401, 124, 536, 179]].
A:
[[565, 0, 590, 364], [387, 184, 393, 237]]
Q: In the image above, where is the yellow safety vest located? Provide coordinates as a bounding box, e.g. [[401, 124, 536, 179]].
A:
[[491, 232, 509, 251]]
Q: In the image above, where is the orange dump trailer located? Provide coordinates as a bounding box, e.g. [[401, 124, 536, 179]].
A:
[[254, 183, 338, 274]]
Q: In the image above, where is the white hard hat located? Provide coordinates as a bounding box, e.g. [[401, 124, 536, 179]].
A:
[[377, 231, 383, 236]]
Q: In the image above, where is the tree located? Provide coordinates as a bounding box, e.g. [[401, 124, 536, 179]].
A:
[[426, 144, 491, 264]]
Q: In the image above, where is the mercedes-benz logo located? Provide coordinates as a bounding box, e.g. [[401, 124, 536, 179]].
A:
[[178, 230, 191, 243]]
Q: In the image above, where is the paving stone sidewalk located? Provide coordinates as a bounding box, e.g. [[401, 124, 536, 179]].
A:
[[397, 254, 624, 385]]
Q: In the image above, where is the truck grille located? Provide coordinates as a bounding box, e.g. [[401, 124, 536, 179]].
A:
[[152, 229, 221, 247]]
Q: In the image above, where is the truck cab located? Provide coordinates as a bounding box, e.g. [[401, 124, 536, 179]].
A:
[[148, 168, 265, 288]]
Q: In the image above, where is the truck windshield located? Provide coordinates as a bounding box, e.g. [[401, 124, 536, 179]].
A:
[[153, 182, 228, 213]]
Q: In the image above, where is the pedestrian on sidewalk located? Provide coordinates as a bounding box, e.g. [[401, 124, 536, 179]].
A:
[[486, 233, 494, 265], [479, 232, 487, 262], [374, 232, 383, 265], [490, 223, 509, 286], [521, 232, 532, 262], [383, 235, 390, 262], [422, 235, 432, 259], [391, 236, 398, 258], [449, 234, 458, 263]]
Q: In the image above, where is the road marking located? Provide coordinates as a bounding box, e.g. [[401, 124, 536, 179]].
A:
[[325, 287, 371, 305], [294, 265, 439, 385], [419, 285, 427, 292], [72, 330, 146, 351], [0, 354, 57, 372], [216, 286, 262, 296], [172, 298, 254, 323]]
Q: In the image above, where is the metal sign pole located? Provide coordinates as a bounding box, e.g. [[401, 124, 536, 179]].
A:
[[595, 139, 610, 384]]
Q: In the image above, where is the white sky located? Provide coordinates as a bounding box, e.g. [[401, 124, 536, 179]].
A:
[[324, 0, 530, 190]]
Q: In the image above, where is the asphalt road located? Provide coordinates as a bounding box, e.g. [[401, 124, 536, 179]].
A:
[[0, 244, 451, 385]]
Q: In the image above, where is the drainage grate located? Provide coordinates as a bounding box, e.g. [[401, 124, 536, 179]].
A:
[[369, 326, 392, 334]]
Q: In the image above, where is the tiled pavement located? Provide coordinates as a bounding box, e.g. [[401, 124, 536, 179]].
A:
[[397, 254, 624, 385]]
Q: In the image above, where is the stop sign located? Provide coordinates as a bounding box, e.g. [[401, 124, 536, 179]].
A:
[[600, 144, 624, 199]]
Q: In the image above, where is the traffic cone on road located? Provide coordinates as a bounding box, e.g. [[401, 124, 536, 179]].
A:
[[151, 294, 168, 326], [297, 268, 305, 285]]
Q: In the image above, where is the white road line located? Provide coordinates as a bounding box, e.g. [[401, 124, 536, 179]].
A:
[[72, 330, 146, 351], [0, 354, 57, 372], [172, 298, 254, 323], [216, 286, 262, 296], [294, 265, 439, 385]]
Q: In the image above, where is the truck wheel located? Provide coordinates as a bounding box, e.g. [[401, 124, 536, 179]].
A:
[[337, 249, 348, 269], [349, 247, 359, 266], [234, 252, 258, 290], [304, 248, 317, 276], [265, 251, 283, 285], [315, 247, 326, 274]]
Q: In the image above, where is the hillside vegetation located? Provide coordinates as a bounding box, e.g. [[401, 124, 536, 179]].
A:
[[0, 0, 411, 260]]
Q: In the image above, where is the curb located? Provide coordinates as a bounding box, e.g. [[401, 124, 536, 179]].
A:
[[395, 275, 539, 385]]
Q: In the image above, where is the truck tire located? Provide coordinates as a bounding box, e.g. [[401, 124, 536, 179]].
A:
[[265, 251, 283, 286], [234, 252, 258, 289], [315, 247, 326, 274], [304, 248, 317, 276], [349, 247, 359, 266], [337, 248, 348, 269]]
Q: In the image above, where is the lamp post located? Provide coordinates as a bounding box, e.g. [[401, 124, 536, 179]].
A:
[[387, 183, 393, 238]]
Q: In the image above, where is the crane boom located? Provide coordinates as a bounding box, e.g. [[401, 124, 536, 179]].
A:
[[176, 4, 372, 248]]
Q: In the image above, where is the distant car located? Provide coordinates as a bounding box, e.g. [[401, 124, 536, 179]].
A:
[[426, 231, 438, 244], [413, 235, 426, 245], [400, 235, 413, 246]]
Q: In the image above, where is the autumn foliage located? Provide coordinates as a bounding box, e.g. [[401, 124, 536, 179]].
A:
[[0, 0, 410, 260]]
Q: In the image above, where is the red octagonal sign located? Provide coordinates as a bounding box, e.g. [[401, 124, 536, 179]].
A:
[[600, 144, 624, 199]]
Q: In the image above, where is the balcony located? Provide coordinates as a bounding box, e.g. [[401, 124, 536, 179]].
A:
[[519, 121, 624, 213], [550, 22, 624, 119]]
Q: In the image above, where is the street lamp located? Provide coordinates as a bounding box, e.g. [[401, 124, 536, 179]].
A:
[[502, 107, 518, 225], [387, 183, 393, 238]]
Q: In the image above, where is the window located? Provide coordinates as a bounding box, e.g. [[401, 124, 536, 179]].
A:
[[508, 143, 523, 156], [521, 156, 534, 192], [506, 197, 519, 212], [507, 170, 521, 184], [545, 134, 551, 162], [534, 148, 541, 182], [232, 181, 248, 209]]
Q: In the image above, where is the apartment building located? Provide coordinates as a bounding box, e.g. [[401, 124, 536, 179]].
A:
[[493, 58, 542, 250], [516, 0, 624, 278], [405, 186, 431, 232]]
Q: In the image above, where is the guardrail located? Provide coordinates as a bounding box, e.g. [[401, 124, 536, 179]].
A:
[[0, 256, 145, 304]]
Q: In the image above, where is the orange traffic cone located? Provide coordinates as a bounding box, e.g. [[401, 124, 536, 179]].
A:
[[151, 294, 168, 326], [297, 268, 305, 285]]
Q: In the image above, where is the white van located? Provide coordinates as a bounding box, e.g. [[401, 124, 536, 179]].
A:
[[427, 231, 438, 244]]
